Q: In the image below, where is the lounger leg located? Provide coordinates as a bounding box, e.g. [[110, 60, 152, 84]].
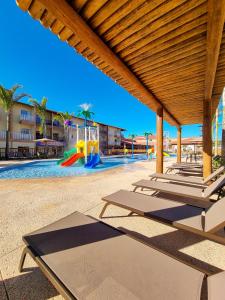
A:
[[99, 203, 110, 218], [128, 212, 135, 216], [19, 247, 28, 272], [133, 186, 138, 192]]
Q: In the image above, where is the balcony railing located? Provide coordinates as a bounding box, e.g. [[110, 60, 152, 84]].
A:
[[11, 132, 34, 141], [20, 114, 35, 123], [0, 131, 6, 139]]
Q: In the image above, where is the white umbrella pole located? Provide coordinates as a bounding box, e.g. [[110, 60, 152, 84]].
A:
[[97, 126, 100, 154], [76, 124, 79, 144]]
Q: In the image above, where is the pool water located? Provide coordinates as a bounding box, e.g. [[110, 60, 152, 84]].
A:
[[0, 155, 148, 179]]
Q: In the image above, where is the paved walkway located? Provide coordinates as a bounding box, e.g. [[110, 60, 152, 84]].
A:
[[0, 159, 224, 299]]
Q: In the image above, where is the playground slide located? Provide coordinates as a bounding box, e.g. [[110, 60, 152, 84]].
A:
[[61, 153, 84, 167], [85, 154, 101, 168], [57, 148, 77, 165], [163, 152, 170, 157]]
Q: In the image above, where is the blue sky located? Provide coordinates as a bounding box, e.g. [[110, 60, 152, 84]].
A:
[[0, 1, 202, 138]]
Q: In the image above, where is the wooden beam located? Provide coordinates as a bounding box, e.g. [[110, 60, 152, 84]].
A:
[[30, 0, 180, 127], [177, 127, 182, 163], [205, 0, 225, 100], [203, 100, 212, 178], [203, 0, 225, 177], [156, 106, 163, 173]]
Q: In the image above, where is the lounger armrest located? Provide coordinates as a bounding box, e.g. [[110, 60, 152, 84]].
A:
[[208, 271, 225, 300], [204, 196, 225, 232]]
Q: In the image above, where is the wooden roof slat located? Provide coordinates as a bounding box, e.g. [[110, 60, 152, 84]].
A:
[[137, 51, 206, 77], [50, 19, 64, 35], [123, 23, 206, 67], [79, 0, 108, 21], [96, 0, 155, 36], [28, 0, 45, 20], [143, 61, 206, 82], [105, 0, 187, 46], [205, 0, 225, 100], [89, 0, 129, 29], [70, 0, 88, 12], [152, 82, 204, 92], [152, 78, 204, 90], [145, 75, 205, 90], [153, 89, 204, 98], [16, 0, 32, 11], [67, 34, 81, 47], [111, 0, 205, 51], [121, 14, 207, 61], [58, 26, 73, 41], [40, 10, 56, 28], [132, 42, 205, 73], [141, 61, 206, 83]]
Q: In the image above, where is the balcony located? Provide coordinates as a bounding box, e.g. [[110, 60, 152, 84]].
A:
[[53, 120, 61, 127], [46, 119, 52, 126], [11, 132, 34, 141], [19, 114, 35, 124]]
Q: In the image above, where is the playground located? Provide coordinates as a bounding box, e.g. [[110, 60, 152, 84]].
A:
[[58, 124, 101, 169]]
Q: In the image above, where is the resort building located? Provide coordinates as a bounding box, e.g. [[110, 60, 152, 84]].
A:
[[0, 102, 125, 158], [169, 137, 203, 153]]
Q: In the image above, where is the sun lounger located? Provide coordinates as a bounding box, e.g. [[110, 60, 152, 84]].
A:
[[101, 190, 225, 245], [166, 164, 203, 174], [149, 166, 225, 186], [171, 162, 202, 168], [19, 211, 225, 299], [177, 170, 204, 177], [132, 174, 225, 206]]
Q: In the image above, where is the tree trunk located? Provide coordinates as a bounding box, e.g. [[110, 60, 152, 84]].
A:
[[5, 112, 10, 159]]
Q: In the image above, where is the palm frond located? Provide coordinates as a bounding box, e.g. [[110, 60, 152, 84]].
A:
[[10, 84, 22, 95], [0, 85, 13, 111], [13, 93, 30, 102], [41, 97, 48, 108]]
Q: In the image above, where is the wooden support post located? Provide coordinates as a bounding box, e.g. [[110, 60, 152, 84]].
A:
[[156, 106, 163, 173], [177, 126, 182, 163], [203, 100, 212, 178]]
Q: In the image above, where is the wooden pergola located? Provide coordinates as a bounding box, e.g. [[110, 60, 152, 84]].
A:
[[17, 0, 225, 177]]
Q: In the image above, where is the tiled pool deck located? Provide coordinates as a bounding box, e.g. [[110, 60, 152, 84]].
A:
[[0, 158, 225, 299]]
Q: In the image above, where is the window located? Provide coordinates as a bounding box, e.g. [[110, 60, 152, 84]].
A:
[[21, 128, 31, 135], [21, 109, 28, 116], [53, 133, 59, 140]]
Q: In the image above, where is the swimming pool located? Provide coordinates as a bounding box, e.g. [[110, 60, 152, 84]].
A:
[[0, 155, 147, 179]]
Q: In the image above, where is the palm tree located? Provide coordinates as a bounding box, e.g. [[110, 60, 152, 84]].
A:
[[0, 84, 29, 159], [77, 103, 94, 127], [129, 134, 136, 158], [29, 97, 48, 138], [144, 132, 153, 154], [54, 111, 74, 149]]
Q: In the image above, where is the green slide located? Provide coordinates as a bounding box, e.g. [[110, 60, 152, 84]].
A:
[[57, 148, 77, 165]]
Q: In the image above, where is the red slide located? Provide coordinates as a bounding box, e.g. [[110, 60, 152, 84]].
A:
[[61, 153, 84, 167]]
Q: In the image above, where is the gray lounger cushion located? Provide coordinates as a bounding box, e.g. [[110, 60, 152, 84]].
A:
[[150, 172, 205, 185], [150, 166, 224, 186], [23, 212, 205, 300], [133, 180, 205, 200], [103, 190, 204, 231], [133, 174, 225, 201]]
